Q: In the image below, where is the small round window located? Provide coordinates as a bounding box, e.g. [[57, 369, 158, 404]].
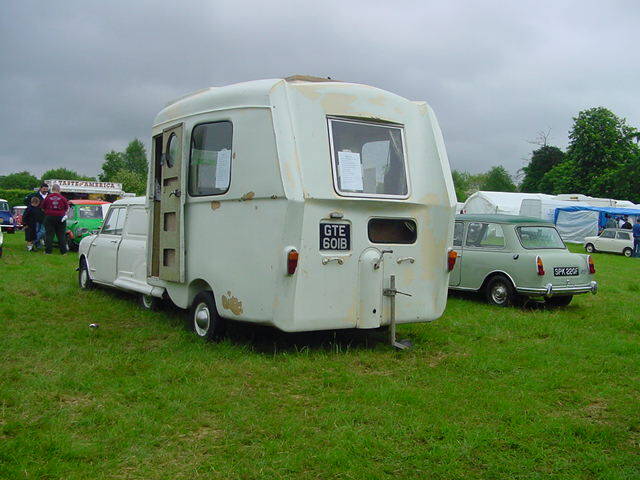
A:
[[166, 133, 178, 168]]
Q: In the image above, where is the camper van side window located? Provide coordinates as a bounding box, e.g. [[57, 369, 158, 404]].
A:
[[188, 121, 233, 196], [328, 118, 408, 198]]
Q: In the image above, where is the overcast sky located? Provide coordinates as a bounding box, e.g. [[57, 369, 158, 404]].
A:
[[1, 0, 638, 180]]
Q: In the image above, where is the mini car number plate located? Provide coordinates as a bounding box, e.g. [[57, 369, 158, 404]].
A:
[[554, 266, 578, 276], [320, 223, 350, 251]]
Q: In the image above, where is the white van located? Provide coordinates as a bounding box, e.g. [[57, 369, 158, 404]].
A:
[[82, 76, 457, 341], [78, 197, 164, 307]]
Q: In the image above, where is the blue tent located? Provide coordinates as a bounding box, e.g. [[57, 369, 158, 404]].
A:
[[553, 205, 640, 242]]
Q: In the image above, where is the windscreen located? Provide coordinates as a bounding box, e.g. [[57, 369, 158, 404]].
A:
[[329, 118, 408, 197], [517, 226, 566, 249], [77, 205, 103, 219], [0, 201, 8, 211]]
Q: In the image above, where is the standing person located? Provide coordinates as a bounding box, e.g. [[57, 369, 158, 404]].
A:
[[633, 218, 640, 258], [622, 216, 632, 230], [605, 214, 616, 229], [22, 196, 45, 251], [41, 184, 69, 254], [25, 183, 49, 248]]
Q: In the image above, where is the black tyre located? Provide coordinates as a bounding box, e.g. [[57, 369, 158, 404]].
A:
[[623, 247, 632, 258], [78, 258, 94, 290], [585, 243, 595, 253], [546, 295, 573, 307], [189, 291, 225, 341], [484, 275, 516, 307], [139, 293, 161, 311], [67, 236, 79, 252]]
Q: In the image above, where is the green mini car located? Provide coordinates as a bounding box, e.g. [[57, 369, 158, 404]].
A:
[[65, 200, 110, 251], [449, 214, 597, 307]]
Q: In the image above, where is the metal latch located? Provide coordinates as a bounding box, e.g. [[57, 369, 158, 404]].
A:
[[384, 275, 412, 350], [373, 249, 393, 270], [383, 288, 412, 297], [169, 188, 181, 198]]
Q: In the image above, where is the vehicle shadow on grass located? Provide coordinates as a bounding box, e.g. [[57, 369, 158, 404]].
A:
[[221, 321, 392, 354], [448, 290, 548, 311]]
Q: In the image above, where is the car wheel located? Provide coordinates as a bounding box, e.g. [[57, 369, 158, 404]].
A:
[[78, 258, 94, 290], [546, 295, 573, 307], [585, 243, 595, 253], [139, 293, 161, 311], [484, 275, 515, 307], [188, 291, 225, 341], [623, 247, 632, 257]]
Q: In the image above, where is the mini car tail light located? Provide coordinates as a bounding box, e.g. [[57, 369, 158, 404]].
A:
[[587, 255, 596, 274], [536, 256, 545, 276], [447, 249, 457, 271], [287, 249, 299, 275]]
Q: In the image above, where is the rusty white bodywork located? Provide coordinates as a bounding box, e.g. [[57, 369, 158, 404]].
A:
[[147, 77, 456, 332]]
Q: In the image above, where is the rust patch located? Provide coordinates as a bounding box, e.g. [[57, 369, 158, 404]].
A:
[[232, 152, 236, 159], [222, 291, 243, 315], [210, 201, 221, 210], [240, 191, 255, 201]]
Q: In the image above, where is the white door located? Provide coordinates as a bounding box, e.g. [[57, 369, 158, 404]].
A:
[[88, 207, 126, 284], [595, 230, 616, 252]]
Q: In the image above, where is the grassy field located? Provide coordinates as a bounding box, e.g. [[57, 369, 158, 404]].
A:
[[1, 232, 639, 479]]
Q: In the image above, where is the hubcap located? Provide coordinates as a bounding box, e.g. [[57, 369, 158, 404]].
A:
[[491, 284, 508, 304], [142, 295, 153, 308], [194, 303, 210, 336], [625, 250, 632, 257]]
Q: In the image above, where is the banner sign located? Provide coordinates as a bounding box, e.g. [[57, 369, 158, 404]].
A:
[[44, 179, 124, 195]]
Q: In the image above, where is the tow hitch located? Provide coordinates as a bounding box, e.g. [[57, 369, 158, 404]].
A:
[[383, 275, 412, 350]]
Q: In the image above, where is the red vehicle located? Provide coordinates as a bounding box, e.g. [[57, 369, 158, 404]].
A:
[[12, 206, 27, 230]]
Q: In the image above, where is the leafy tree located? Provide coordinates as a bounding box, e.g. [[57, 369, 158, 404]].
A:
[[99, 151, 126, 182], [111, 169, 147, 196], [565, 107, 640, 198], [41, 168, 95, 182], [100, 139, 148, 181], [537, 159, 580, 195], [520, 146, 565, 193], [0, 171, 39, 190], [480, 166, 516, 192], [451, 170, 471, 202]]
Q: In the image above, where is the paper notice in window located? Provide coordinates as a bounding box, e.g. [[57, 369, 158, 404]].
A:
[[215, 149, 231, 189], [337, 151, 363, 191]]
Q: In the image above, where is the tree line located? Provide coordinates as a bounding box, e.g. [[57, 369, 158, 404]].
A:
[[0, 140, 149, 198], [454, 107, 640, 203]]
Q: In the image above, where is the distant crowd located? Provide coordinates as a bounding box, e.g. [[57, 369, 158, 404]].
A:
[[22, 183, 70, 254]]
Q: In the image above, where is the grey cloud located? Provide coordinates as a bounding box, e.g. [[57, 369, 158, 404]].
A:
[[1, 0, 639, 179]]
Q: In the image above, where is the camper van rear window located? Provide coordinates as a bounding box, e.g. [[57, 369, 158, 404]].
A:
[[328, 118, 408, 198], [188, 121, 233, 196]]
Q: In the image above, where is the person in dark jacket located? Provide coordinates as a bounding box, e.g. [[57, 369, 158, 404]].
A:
[[41, 184, 69, 254], [22, 196, 45, 251]]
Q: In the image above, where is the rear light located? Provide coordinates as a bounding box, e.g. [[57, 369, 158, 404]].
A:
[[536, 256, 545, 276], [447, 249, 457, 271], [587, 255, 596, 274], [287, 249, 299, 275]]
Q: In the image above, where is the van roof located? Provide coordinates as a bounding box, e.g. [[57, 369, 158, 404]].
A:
[[111, 196, 145, 206], [69, 200, 109, 205], [154, 77, 412, 128]]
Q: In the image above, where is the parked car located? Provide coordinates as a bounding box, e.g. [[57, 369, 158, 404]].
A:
[[12, 206, 26, 230], [449, 214, 597, 307], [65, 200, 110, 251], [78, 197, 164, 308], [0, 227, 3, 257], [0, 199, 15, 234], [584, 229, 634, 257]]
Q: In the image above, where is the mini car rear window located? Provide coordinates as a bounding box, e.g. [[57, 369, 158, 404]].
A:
[[516, 226, 565, 249], [617, 232, 631, 240]]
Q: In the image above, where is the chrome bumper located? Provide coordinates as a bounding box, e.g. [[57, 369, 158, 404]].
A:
[[517, 281, 597, 296]]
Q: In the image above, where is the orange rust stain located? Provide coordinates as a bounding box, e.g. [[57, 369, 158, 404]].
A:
[[210, 201, 221, 210], [369, 96, 386, 106], [222, 291, 243, 315], [241, 191, 255, 201]]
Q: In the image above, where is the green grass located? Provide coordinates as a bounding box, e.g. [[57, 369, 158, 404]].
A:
[[1, 233, 639, 479]]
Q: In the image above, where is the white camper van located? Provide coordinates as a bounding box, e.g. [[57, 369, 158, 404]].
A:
[[136, 77, 455, 339]]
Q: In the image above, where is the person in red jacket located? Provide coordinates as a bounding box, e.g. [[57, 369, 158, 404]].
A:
[[41, 184, 70, 254]]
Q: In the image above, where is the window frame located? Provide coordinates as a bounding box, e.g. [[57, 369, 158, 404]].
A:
[[187, 120, 234, 198], [616, 231, 631, 240], [327, 116, 410, 200], [464, 222, 506, 250], [515, 225, 567, 250], [600, 230, 616, 239], [100, 207, 124, 236], [453, 221, 465, 247]]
